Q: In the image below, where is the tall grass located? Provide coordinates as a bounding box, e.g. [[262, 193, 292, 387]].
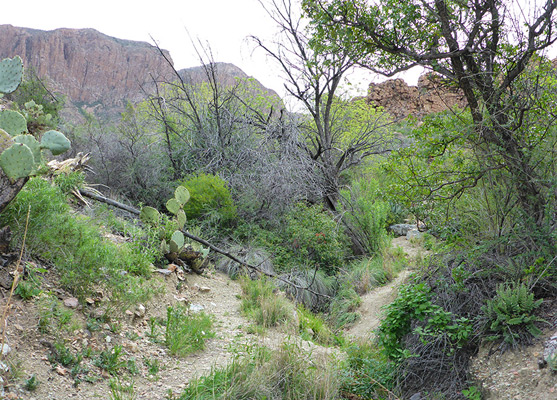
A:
[[240, 277, 295, 328], [180, 342, 341, 400]]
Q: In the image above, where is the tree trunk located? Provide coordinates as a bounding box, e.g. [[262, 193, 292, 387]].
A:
[[0, 173, 27, 215]]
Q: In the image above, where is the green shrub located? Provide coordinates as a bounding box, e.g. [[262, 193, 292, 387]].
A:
[[0, 178, 158, 306], [165, 305, 215, 357], [341, 342, 397, 399], [94, 345, 126, 376], [181, 173, 237, 226], [297, 305, 339, 346], [378, 283, 472, 361], [284, 203, 349, 274], [329, 287, 362, 329], [340, 177, 390, 254], [482, 282, 544, 346]]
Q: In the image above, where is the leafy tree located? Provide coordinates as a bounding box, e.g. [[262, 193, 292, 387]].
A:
[[304, 0, 557, 248]]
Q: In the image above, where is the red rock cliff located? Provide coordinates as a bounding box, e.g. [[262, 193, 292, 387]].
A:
[[0, 24, 175, 117]]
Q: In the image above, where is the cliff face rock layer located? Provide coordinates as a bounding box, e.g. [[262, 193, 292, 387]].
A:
[[367, 73, 467, 119], [0, 24, 175, 118]]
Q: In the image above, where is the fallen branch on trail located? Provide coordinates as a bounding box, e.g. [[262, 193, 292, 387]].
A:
[[78, 188, 331, 299]]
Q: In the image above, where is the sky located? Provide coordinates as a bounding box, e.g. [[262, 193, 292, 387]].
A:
[[0, 0, 413, 103]]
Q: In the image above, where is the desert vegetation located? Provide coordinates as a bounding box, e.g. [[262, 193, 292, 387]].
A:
[[0, 0, 556, 399]]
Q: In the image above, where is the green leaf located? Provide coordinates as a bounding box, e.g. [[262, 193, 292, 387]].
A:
[[176, 210, 187, 230], [171, 231, 184, 249]]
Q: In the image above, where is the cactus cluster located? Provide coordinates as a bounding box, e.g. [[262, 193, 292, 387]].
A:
[[140, 185, 209, 264], [0, 56, 71, 181]]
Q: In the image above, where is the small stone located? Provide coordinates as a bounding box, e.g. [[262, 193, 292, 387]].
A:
[[85, 297, 95, 305], [155, 268, 172, 276], [0, 344, 11, 356], [125, 309, 134, 316], [135, 304, 146, 318], [126, 342, 138, 353], [105, 335, 112, 344], [167, 263, 178, 272], [63, 297, 79, 308], [199, 286, 210, 293], [190, 304, 204, 313], [55, 365, 67, 376], [13, 324, 23, 331]]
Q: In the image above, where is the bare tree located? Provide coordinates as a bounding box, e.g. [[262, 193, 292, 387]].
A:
[[252, 0, 393, 212]]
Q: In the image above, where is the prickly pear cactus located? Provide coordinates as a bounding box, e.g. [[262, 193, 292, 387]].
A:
[[0, 143, 34, 180], [0, 109, 28, 136], [13, 134, 41, 168], [40, 130, 71, 156], [0, 56, 23, 94], [0, 55, 71, 214], [140, 185, 210, 269]]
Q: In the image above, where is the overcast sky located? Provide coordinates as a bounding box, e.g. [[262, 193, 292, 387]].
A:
[[1, 0, 418, 103]]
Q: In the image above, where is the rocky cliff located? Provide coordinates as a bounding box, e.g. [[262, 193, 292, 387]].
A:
[[0, 24, 175, 120], [366, 73, 467, 119]]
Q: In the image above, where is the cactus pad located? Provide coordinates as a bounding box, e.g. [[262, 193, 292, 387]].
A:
[[0, 143, 34, 179], [13, 134, 41, 166], [40, 130, 71, 156], [0, 56, 23, 94], [140, 206, 161, 225], [0, 129, 14, 153], [175, 186, 190, 206], [171, 231, 184, 249], [166, 198, 181, 215], [176, 210, 187, 230], [0, 110, 28, 136]]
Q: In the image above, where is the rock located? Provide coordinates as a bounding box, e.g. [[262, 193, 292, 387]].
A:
[[406, 228, 423, 240], [367, 73, 467, 120], [0, 343, 11, 356], [135, 304, 146, 318], [390, 224, 416, 236], [55, 365, 67, 376], [543, 331, 557, 363], [63, 297, 79, 308], [0, 24, 175, 121], [199, 286, 211, 293], [155, 268, 173, 276], [189, 304, 204, 313]]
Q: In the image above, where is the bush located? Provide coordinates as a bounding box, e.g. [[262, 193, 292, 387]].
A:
[[0, 178, 158, 306], [482, 282, 544, 346], [341, 342, 397, 399], [165, 304, 215, 357], [340, 177, 390, 254], [182, 173, 237, 227], [283, 203, 349, 274]]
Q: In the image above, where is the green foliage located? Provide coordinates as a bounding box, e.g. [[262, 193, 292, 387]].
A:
[[340, 176, 390, 254], [378, 283, 471, 361], [109, 377, 136, 400], [341, 342, 397, 400], [165, 304, 215, 357], [48, 341, 83, 368], [1, 178, 157, 305], [329, 286, 361, 330], [24, 374, 40, 392], [462, 386, 482, 400], [15, 263, 44, 300], [240, 277, 295, 328], [94, 346, 126, 376], [179, 342, 341, 400], [181, 173, 237, 227], [482, 283, 544, 346], [297, 305, 339, 346], [37, 295, 77, 334], [284, 202, 349, 274], [53, 171, 86, 195]]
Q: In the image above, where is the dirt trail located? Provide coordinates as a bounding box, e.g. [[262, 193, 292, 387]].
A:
[[346, 236, 424, 340]]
